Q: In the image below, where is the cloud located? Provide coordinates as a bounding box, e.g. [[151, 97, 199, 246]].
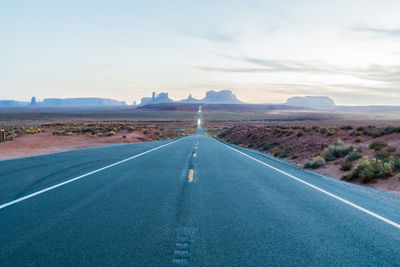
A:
[[198, 55, 400, 85], [178, 26, 236, 43], [353, 26, 400, 38]]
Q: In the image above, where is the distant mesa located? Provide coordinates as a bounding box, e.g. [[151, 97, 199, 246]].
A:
[[0, 100, 29, 108], [180, 94, 201, 103], [41, 98, 126, 107], [201, 90, 242, 104], [140, 92, 173, 106], [139, 90, 242, 106], [285, 96, 336, 109]]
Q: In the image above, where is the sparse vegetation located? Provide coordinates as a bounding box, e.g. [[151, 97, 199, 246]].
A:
[[322, 140, 353, 161], [350, 157, 394, 183], [344, 151, 362, 162], [369, 140, 388, 151], [304, 156, 326, 169]]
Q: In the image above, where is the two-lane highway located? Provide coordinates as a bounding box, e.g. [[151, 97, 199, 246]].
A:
[[2, 111, 400, 266]]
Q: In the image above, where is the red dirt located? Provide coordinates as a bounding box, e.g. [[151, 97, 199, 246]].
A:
[[0, 128, 152, 160], [212, 122, 400, 195]]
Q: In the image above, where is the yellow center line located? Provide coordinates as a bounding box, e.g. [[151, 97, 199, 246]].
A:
[[188, 169, 194, 182]]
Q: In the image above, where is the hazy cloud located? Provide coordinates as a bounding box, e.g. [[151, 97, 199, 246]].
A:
[[178, 26, 236, 42], [353, 26, 400, 38], [198, 55, 400, 85]]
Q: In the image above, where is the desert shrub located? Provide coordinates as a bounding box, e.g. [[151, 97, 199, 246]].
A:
[[248, 143, 255, 148], [354, 136, 362, 143], [393, 154, 400, 171], [143, 129, 149, 134], [304, 156, 326, 169], [352, 157, 393, 183], [323, 139, 353, 161], [232, 139, 243, 145], [123, 135, 126, 139], [273, 151, 280, 157], [383, 126, 400, 135], [261, 141, 280, 150], [369, 140, 388, 151], [326, 129, 336, 136], [106, 131, 116, 136], [296, 131, 304, 137], [374, 149, 391, 160], [340, 125, 353, 130], [279, 147, 293, 158], [291, 154, 298, 160], [312, 126, 319, 131], [128, 126, 136, 132], [344, 151, 362, 162], [356, 126, 365, 131], [320, 128, 327, 134], [349, 130, 357, 136], [340, 161, 353, 171], [97, 133, 103, 137], [363, 127, 384, 138], [341, 173, 353, 181]]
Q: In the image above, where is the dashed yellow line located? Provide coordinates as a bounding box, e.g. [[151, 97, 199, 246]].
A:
[[188, 169, 194, 182]]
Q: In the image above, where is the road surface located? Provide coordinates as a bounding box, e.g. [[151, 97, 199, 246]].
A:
[[1, 110, 400, 266]]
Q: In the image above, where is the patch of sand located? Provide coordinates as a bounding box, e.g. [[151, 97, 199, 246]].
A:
[[0, 129, 149, 160]]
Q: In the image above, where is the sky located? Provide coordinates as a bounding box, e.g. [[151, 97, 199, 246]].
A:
[[1, 0, 400, 105]]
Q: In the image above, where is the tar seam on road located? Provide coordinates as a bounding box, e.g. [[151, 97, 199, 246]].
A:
[[0, 138, 183, 210], [215, 138, 400, 230]]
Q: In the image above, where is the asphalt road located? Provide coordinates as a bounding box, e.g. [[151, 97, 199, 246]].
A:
[[2, 111, 400, 266]]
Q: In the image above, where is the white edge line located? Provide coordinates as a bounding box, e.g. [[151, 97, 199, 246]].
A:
[[0, 138, 183, 210], [215, 138, 400, 230]]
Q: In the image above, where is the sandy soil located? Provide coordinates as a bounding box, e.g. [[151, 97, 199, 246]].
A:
[[0, 129, 149, 160]]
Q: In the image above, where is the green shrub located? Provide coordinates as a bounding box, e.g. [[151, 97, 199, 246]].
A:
[[323, 139, 353, 161], [352, 157, 393, 183], [326, 129, 336, 136], [304, 156, 326, 169], [369, 140, 388, 151], [296, 131, 304, 137], [344, 151, 362, 162], [261, 141, 280, 150], [374, 149, 391, 160], [106, 131, 116, 136], [340, 125, 353, 130], [393, 154, 400, 171], [279, 147, 293, 158], [232, 139, 243, 145], [273, 151, 280, 157]]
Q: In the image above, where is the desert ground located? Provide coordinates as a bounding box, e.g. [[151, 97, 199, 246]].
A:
[[3, 104, 400, 194]]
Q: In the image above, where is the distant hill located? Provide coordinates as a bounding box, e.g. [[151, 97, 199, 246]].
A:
[[41, 98, 126, 107], [285, 96, 336, 109], [0, 100, 29, 108]]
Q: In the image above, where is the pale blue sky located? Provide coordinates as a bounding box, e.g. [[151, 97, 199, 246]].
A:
[[1, 0, 400, 105]]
